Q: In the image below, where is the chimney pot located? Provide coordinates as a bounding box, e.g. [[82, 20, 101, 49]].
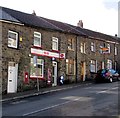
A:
[[32, 10, 36, 16], [77, 20, 83, 28]]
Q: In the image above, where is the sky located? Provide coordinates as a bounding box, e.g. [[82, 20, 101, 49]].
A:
[[0, 0, 119, 36]]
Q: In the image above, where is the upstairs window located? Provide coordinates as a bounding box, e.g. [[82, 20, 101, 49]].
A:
[[100, 43, 110, 54], [68, 39, 75, 50], [115, 47, 117, 55], [34, 32, 41, 47], [91, 42, 95, 52], [8, 30, 18, 48], [52, 37, 58, 50], [80, 42, 86, 53], [107, 44, 110, 53]]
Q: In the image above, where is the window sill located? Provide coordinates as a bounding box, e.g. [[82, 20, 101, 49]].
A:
[[32, 45, 42, 49], [81, 52, 86, 54], [68, 49, 75, 51], [91, 51, 96, 53], [52, 50, 60, 53], [7, 46, 18, 50], [66, 74, 75, 76]]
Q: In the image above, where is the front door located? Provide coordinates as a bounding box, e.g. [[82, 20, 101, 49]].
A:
[[7, 62, 18, 93], [52, 61, 57, 86], [81, 62, 86, 81]]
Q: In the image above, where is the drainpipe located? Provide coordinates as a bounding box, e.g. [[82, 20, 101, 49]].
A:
[[75, 36, 78, 83]]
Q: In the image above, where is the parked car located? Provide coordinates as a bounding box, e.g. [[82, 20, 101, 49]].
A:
[[94, 69, 120, 83]]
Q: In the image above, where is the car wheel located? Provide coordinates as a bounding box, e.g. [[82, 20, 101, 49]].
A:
[[109, 77, 113, 83]]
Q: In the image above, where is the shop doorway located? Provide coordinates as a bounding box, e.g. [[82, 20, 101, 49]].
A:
[[81, 62, 86, 81], [52, 61, 57, 86], [7, 62, 18, 93]]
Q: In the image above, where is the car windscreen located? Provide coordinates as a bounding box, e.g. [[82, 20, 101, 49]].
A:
[[108, 69, 116, 74]]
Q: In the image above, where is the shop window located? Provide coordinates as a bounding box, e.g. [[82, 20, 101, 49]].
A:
[[90, 60, 97, 72], [52, 37, 58, 50], [8, 30, 18, 48], [30, 57, 44, 78], [80, 42, 86, 53], [66, 59, 75, 75], [91, 42, 95, 52], [68, 39, 75, 50], [34, 32, 41, 47]]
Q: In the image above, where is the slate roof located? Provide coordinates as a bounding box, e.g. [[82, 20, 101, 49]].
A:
[[0, 7, 21, 23], [41, 17, 86, 36], [0, 6, 119, 43], [0, 7, 63, 31], [76, 26, 120, 43]]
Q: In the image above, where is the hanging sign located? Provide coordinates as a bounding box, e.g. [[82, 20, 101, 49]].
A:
[[59, 53, 65, 59]]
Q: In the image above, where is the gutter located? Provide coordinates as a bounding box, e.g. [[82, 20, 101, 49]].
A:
[[0, 19, 24, 26]]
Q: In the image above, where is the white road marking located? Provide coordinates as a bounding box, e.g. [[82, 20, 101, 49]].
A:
[[23, 96, 94, 116], [23, 101, 71, 116], [11, 100, 27, 105], [96, 90, 107, 94], [61, 96, 93, 101], [111, 87, 118, 90], [96, 87, 118, 94]]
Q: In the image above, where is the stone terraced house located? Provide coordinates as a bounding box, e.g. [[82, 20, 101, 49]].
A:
[[0, 6, 120, 94]]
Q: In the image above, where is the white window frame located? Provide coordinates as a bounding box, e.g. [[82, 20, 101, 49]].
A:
[[30, 57, 44, 78], [8, 30, 18, 48], [107, 59, 112, 69], [80, 42, 86, 53], [115, 46, 117, 55], [91, 42, 95, 52], [34, 32, 41, 47], [68, 38, 75, 50], [101, 61, 105, 69], [90, 60, 97, 73], [107, 44, 110, 53], [52, 37, 58, 51]]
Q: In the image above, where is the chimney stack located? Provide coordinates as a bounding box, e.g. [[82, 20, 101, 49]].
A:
[[77, 20, 83, 28], [32, 10, 36, 16]]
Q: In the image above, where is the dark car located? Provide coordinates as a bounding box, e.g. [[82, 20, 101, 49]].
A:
[[95, 69, 120, 83]]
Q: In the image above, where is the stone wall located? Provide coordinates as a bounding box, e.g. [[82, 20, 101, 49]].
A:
[[2, 22, 77, 93], [77, 36, 120, 81], [0, 22, 2, 94], [2, 21, 120, 93]]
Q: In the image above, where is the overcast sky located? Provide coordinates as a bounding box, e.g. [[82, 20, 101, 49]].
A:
[[0, 0, 119, 36]]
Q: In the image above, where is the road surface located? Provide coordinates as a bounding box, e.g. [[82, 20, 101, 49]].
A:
[[2, 82, 120, 116]]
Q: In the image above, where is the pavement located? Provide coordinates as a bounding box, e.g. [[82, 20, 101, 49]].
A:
[[1, 81, 93, 102]]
